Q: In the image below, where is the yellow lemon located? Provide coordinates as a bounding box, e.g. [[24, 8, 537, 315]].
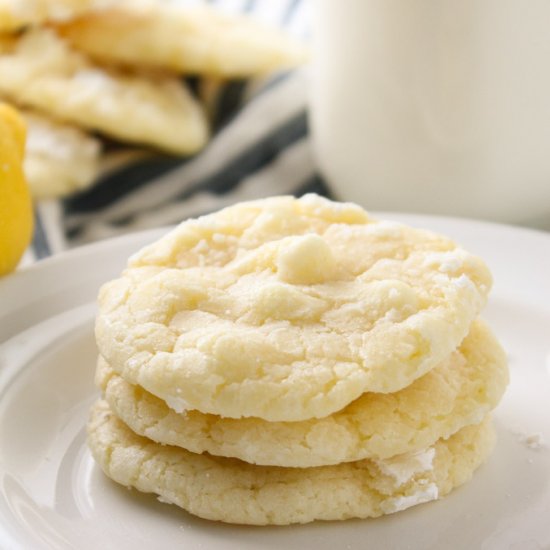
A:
[[0, 103, 33, 276]]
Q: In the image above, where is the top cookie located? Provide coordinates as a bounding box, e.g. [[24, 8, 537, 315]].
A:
[[96, 194, 492, 421]]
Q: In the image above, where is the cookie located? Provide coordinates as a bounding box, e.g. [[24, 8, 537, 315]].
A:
[[22, 110, 101, 199], [97, 319, 507, 467], [0, 29, 208, 154], [88, 399, 496, 525], [0, 0, 110, 31], [54, 2, 308, 77], [96, 194, 492, 422]]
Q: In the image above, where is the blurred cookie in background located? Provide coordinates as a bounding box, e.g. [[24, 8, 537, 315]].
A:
[[0, 29, 209, 154], [54, 0, 308, 77], [22, 110, 101, 199], [0, 0, 112, 31]]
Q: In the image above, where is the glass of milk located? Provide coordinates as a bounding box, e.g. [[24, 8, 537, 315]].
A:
[[310, 0, 550, 224]]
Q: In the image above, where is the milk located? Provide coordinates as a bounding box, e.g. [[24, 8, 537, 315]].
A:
[[311, 0, 550, 223]]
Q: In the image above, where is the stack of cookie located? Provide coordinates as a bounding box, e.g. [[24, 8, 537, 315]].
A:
[[0, 0, 306, 198], [90, 194, 508, 525]]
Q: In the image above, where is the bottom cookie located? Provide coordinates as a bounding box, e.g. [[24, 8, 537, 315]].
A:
[[88, 400, 495, 525]]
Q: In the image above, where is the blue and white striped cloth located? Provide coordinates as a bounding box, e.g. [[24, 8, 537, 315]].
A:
[[29, 0, 332, 261]]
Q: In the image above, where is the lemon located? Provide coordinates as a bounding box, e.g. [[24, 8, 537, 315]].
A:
[[0, 103, 33, 276]]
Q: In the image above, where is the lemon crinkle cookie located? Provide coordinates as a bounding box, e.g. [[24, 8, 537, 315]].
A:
[[0, 0, 112, 31], [96, 194, 492, 422], [54, 1, 308, 77], [22, 110, 101, 199], [0, 29, 208, 154], [96, 319, 508, 467], [88, 400, 496, 526]]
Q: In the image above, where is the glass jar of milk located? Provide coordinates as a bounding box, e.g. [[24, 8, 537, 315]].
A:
[[311, 0, 550, 224]]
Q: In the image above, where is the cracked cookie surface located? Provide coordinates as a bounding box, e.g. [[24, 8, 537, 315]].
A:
[[96, 194, 492, 421], [97, 319, 507, 467], [88, 400, 495, 525]]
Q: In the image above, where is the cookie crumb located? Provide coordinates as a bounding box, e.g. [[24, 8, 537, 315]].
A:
[[517, 432, 547, 450]]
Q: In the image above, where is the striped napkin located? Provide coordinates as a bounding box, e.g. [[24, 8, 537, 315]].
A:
[[29, 0, 333, 261]]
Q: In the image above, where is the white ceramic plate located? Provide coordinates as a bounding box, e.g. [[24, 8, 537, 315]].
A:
[[0, 215, 549, 550]]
